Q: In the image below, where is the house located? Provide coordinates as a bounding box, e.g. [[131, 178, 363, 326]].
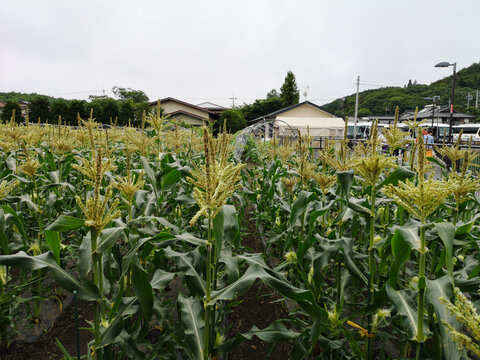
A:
[[0, 100, 29, 119], [400, 105, 474, 126], [149, 97, 219, 126], [251, 101, 345, 138], [196, 102, 228, 116]]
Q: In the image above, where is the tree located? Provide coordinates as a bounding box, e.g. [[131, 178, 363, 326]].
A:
[[67, 99, 87, 125], [219, 109, 247, 133], [266, 89, 280, 99], [85, 99, 104, 123], [280, 71, 300, 107], [50, 99, 69, 124], [112, 86, 149, 103], [29, 96, 50, 123], [357, 108, 372, 117], [101, 98, 120, 124], [240, 97, 284, 122], [1, 101, 22, 122], [85, 98, 119, 124], [134, 103, 150, 126], [118, 100, 135, 126]]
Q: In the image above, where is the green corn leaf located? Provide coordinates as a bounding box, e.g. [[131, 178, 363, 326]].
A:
[[128, 216, 179, 233], [140, 156, 156, 187], [45, 215, 85, 232], [340, 325, 365, 359], [289, 191, 311, 228], [389, 229, 412, 287], [162, 168, 181, 190], [121, 237, 150, 277], [397, 226, 421, 252], [308, 200, 336, 229], [435, 222, 455, 279], [164, 247, 206, 296], [96, 227, 126, 254], [337, 170, 354, 198], [55, 338, 74, 360], [0, 251, 98, 300], [0, 207, 8, 254], [150, 269, 175, 291], [174, 233, 207, 247], [45, 230, 61, 264], [215, 320, 298, 355], [386, 284, 419, 340], [97, 315, 124, 348], [376, 166, 415, 190], [2, 204, 30, 246], [213, 205, 239, 255], [108, 276, 125, 321], [211, 264, 317, 317], [346, 198, 371, 216], [425, 277, 463, 360], [178, 294, 204, 360], [78, 233, 92, 282], [131, 262, 153, 320]]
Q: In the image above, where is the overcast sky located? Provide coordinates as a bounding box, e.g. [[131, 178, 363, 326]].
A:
[[1, 0, 479, 107]]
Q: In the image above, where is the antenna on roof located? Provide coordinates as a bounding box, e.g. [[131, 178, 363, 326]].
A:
[[230, 95, 237, 108], [301, 85, 309, 101]]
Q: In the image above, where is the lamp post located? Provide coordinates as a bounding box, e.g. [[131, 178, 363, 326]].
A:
[[424, 95, 440, 135], [434, 61, 456, 143]]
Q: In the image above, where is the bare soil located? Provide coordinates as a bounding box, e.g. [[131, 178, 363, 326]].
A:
[[226, 205, 291, 360], [0, 299, 94, 360]]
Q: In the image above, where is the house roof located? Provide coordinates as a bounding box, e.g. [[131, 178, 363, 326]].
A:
[[197, 102, 228, 110], [251, 101, 337, 123], [167, 109, 209, 121], [149, 97, 217, 115], [400, 105, 475, 120]]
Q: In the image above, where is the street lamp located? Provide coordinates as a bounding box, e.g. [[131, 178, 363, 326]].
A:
[[424, 95, 440, 135], [434, 61, 456, 142]]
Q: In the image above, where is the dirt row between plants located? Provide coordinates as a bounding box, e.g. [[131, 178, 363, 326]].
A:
[[1, 298, 94, 360], [226, 205, 291, 360]]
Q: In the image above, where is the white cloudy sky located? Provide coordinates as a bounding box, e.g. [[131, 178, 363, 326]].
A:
[[1, 0, 479, 107]]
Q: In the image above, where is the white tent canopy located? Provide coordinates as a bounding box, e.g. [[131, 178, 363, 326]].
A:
[[275, 116, 345, 137]]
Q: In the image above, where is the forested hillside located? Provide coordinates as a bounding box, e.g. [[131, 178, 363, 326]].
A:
[[322, 62, 480, 121], [0, 87, 149, 126]]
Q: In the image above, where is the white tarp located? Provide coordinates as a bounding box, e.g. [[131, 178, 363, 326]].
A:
[[275, 116, 345, 137]]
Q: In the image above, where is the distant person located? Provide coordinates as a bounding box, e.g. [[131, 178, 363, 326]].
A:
[[424, 129, 435, 158]]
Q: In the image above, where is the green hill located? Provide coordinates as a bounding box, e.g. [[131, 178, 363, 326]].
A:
[[0, 91, 57, 103], [321, 62, 480, 121]]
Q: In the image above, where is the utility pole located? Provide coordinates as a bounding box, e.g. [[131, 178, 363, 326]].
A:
[[353, 76, 360, 139], [467, 92, 473, 108], [230, 95, 237, 108], [476, 90, 479, 109]]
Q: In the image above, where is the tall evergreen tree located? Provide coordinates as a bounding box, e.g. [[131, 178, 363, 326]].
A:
[[1, 101, 22, 122], [29, 96, 50, 122], [67, 99, 87, 125], [280, 71, 300, 107], [50, 99, 69, 124]]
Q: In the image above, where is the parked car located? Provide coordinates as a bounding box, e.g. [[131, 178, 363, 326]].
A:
[[452, 124, 480, 144]]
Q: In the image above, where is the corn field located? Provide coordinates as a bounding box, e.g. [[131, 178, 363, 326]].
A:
[[0, 106, 480, 360]]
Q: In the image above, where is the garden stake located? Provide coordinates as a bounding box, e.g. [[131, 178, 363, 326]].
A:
[[73, 291, 81, 360]]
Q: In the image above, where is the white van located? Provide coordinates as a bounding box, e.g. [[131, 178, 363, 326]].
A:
[[347, 120, 389, 139], [452, 124, 480, 144]]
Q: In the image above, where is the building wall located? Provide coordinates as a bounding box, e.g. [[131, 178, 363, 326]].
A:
[[162, 101, 209, 120], [171, 114, 204, 126], [280, 104, 334, 118]]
